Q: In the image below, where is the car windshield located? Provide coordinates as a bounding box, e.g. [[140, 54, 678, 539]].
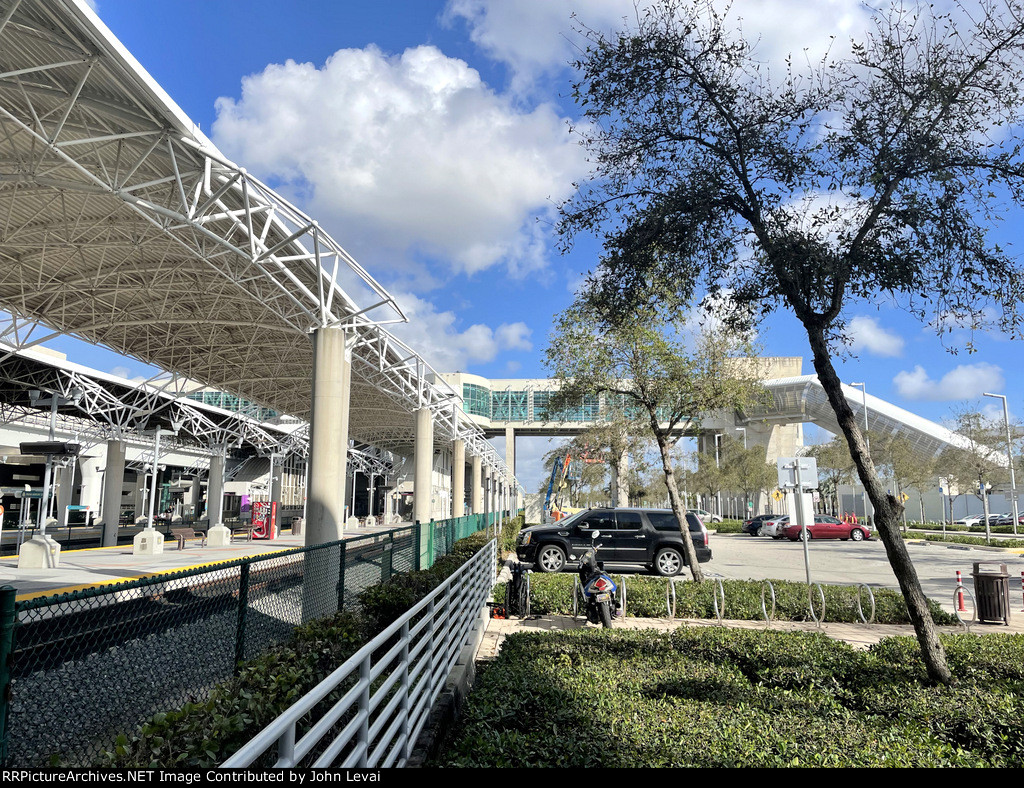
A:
[[553, 509, 590, 528]]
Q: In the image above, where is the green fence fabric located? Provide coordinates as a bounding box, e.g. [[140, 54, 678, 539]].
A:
[[0, 514, 501, 767]]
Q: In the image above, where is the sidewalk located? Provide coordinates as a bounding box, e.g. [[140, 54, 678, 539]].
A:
[[479, 611, 1024, 660]]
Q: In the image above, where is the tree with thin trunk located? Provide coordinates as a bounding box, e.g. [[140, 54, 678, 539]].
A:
[[546, 299, 763, 582], [558, 0, 1024, 683]]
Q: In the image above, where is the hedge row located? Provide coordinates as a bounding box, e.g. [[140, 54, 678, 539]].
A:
[[496, 573, 958, 625], [434, 626, 1024, 767], [100, 524, 506, 768], [911, 531, 1024, 549]]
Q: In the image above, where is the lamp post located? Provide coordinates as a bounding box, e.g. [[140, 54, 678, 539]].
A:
[[983, 392, 1019, 537], [849, 382, 872, 523]]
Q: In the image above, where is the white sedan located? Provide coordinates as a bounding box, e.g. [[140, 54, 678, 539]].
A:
[[760, 515, 790, 538]]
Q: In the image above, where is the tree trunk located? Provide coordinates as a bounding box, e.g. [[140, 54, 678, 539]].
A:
[[651, 425, 704, 582], [805, 326, 952, 684]]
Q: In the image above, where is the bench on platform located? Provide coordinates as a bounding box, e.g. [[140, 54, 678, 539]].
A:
[[230, 525, 254, 542], [170, 527, 207, 549]]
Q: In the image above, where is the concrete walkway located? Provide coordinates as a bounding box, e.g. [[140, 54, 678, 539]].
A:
[[479, 613, 1024, 660]]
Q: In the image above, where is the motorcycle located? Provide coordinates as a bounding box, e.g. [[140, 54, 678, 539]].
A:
[[576, 530, 618, 628]]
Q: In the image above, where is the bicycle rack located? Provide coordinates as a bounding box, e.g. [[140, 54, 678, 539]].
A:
[[954, 583, 976, 632], [856, 583, 875, 625], [761, 580, 776, 625], [807, 582, 826, 626], [666, 577, 678, 619], [712, 577, 725, 624], [618, 574, 627, 620]]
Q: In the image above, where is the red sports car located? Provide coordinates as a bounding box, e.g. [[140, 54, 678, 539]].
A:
[[783, 515, 871, 542]]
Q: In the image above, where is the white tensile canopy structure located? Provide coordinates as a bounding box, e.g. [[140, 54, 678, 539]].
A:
[[0, 0, 517, 549]]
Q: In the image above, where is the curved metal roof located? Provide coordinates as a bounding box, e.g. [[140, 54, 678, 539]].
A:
[[751, 376, 975, 459], [0, 0, 515, 485]]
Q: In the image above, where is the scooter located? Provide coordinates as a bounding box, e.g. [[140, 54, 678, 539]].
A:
[[576, 530, 618, 628]]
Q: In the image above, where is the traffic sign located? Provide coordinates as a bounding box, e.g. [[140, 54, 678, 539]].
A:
[[776, 457, 818, 490]]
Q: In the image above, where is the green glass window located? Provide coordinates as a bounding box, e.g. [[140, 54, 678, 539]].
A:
[[462, 384, 491, 418]]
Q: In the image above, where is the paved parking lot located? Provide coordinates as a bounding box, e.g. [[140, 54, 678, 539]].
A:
[[702, 532, 1024, 616]]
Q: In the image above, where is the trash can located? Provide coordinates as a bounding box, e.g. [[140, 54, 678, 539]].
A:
[[291, 517, 304, 536], [972, 562, 1011, 625]]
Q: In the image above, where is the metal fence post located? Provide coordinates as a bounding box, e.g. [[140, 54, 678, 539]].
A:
[[0, 586, 17, 765], [337, 541, 348, 612], [383, 532, 394, 583], [234, 562, 251, 673]]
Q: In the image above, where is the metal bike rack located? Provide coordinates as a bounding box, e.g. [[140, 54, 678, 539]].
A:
[[954, 583, 976, 632], [618, 574, 627, 620], [666, 577, 678, 619], [572, 575, 583, 618], [761, 580, 776, 625], [807, 582, 826, 626], [712, 577, 725, 624], [856, 583, 876, 625]]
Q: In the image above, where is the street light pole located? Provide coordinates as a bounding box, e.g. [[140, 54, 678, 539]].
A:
[[984, 392, 1019, 537], [850, 383, 872, 524]]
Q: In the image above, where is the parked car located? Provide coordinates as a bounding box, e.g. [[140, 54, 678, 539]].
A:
[[953, 515, 984, 527], [783, 515, 872, 542], [742, 513, 776, 536], [995, 512, 1024, 527], [516, 507, 712, 577], [691, 508, 723, 524], [760, 515, 791, 539]]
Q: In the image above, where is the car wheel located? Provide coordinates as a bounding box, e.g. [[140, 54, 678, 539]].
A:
[[752, 526, 761, 537], [536, 544, 566, 573], [850, 528, 865, 542], [801, 529, 811, 541], [653, 547, 683, 577]]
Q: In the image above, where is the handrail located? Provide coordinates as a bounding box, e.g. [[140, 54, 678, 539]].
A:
[[221, 538, 497, 768]]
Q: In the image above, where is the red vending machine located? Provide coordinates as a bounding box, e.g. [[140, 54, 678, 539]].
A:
[[252, 501, 278, 539]]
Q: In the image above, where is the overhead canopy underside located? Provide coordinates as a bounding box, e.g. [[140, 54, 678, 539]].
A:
[[0, 1, 513, 480]]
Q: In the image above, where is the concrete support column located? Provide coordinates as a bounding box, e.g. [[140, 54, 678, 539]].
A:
[[414, 407, 434, 526], [100, 440, 126, 546], [206, 450, 229, 545], [452, 438, 465, 518], [505, 425, 515, 477], [306, 326, 353, 546], [471, 455, 483, 514], [55, 464, 73, 529], [190, 475, 202, 518]]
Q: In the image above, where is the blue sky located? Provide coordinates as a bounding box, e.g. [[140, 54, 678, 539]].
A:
[[55, 0, 1024, 492]]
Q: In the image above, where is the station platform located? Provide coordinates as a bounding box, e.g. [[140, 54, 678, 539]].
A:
[[0, 521, 409, 602]]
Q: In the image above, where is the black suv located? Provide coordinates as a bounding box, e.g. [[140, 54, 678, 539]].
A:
[[516, 507, 712, 577]]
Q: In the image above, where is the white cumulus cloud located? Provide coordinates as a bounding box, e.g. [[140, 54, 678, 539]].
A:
[[847, 316, 905, 357], [445, 0, 873, 88], [386, 291, 533, 371], [893, 363, 1005, 401], [212, 45, 587, 279]]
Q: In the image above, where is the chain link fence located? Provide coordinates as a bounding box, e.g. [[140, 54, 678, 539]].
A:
[[0, 512, 507, 767]]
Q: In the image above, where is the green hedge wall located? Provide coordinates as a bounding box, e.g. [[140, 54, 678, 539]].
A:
[[434, 627, 1024, 767]]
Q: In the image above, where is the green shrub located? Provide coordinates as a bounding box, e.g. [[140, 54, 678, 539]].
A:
[[435, 627, 1024, 767]]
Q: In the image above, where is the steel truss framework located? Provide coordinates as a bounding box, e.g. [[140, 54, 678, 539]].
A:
[[0, 0, 515, 489]]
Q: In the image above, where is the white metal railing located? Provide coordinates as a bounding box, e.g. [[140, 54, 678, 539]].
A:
[[220, 539, 497, 769]]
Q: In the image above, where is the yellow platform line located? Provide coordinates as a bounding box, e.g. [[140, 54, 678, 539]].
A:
[[13, 545, 298, 603]]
